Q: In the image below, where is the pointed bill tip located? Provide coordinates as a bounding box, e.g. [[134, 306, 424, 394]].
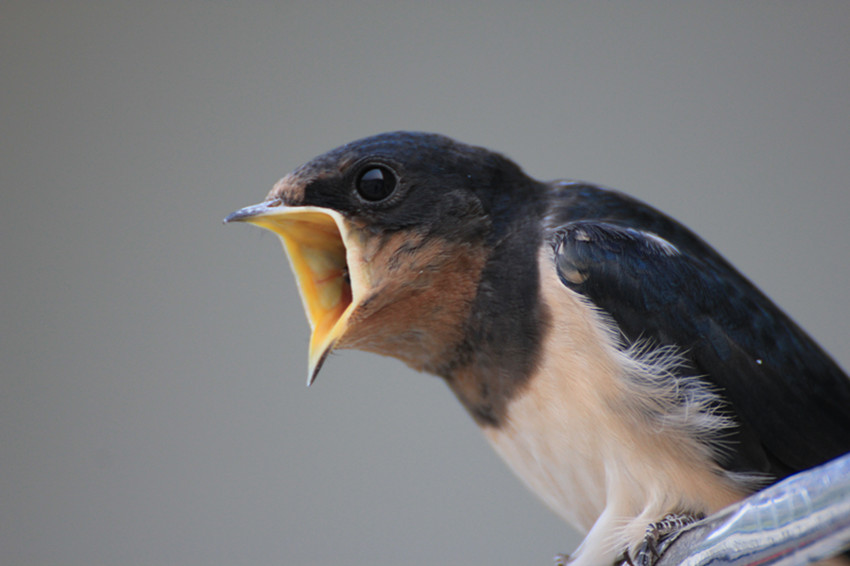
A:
[[224, 200, 284, 224], [223, 207, 257, 224], [306, 348, 331, 387]]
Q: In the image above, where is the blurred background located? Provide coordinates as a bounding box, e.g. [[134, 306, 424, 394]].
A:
[[3, 2, 848, 565]]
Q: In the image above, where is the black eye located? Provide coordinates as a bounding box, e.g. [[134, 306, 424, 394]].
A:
[[356, 166, 397, 201]]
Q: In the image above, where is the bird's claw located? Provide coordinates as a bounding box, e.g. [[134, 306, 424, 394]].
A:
[[620, 513, 704, 566]]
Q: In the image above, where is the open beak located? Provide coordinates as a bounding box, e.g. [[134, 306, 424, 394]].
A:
[[225, 200, 355, 385]]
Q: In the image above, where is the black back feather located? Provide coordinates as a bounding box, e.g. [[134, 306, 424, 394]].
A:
[[550, 184, 850, 480]]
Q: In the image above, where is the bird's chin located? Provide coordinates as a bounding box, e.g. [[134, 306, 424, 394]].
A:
[[225, 201, 358, 384]]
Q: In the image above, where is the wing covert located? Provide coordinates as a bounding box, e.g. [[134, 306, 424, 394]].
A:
[[552, 220, 850, 479]]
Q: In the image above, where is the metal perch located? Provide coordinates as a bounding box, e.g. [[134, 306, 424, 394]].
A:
[[652, 452, 850, 565]]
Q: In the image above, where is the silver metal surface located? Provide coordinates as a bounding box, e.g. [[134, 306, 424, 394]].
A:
[[657, 452, 850, 565]]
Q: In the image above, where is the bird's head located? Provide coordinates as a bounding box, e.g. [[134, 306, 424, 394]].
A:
[[226, 132, 542, 385]]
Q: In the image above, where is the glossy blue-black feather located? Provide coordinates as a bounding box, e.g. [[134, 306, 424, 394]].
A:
[[551, 185, 850, 480]]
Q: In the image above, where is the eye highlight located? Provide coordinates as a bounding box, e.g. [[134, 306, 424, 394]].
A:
[[356, 166, 397, 202]]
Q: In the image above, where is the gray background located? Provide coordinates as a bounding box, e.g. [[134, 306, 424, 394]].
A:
[[3, 3, 849, 566]]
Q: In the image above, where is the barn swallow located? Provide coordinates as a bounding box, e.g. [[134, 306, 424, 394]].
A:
[[226, 132, 850, 565]]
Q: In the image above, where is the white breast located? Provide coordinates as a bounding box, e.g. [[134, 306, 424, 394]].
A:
[[481, 250, 748, 564]]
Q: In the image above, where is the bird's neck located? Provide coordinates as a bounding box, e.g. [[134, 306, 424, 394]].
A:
[[438, 212, 548, 427]]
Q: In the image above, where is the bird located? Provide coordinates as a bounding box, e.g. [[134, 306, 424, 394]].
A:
[[225, 131, 850, 565]]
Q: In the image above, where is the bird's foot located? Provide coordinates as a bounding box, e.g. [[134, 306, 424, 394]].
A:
[[556, 551, 630, 566], [622, 512, 704, 566]]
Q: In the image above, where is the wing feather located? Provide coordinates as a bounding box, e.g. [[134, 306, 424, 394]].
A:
[[552, 218, 850, 479]]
